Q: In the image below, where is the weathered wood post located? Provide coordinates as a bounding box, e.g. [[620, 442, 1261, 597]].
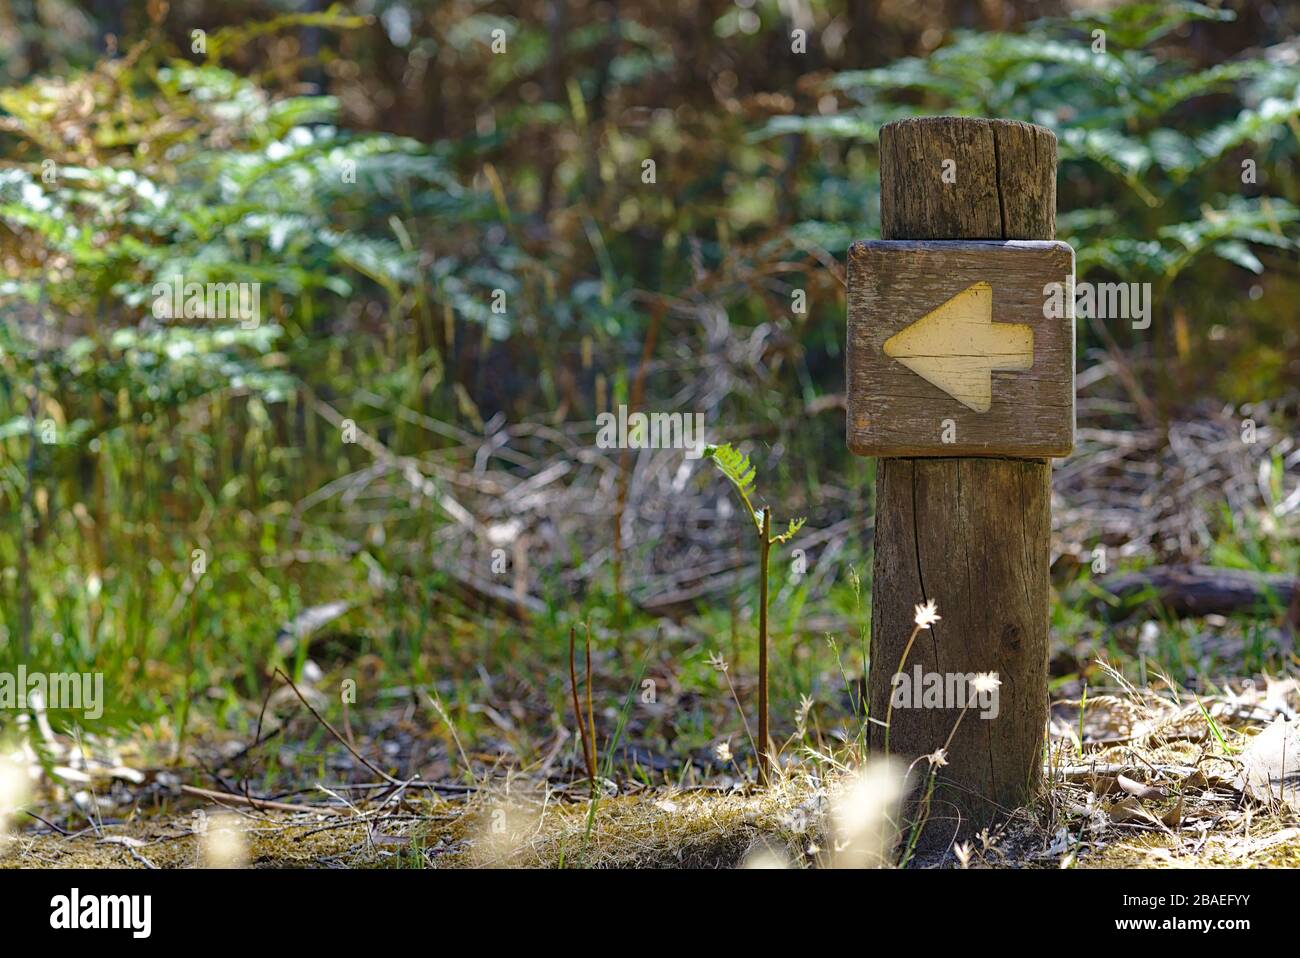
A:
[[847, 117, 1074, 849]]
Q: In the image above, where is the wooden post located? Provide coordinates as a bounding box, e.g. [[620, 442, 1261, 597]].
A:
[[858, 118, 1061, 849]]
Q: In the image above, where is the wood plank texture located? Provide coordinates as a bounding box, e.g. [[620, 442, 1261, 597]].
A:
[[847, 239, 1075, 457]]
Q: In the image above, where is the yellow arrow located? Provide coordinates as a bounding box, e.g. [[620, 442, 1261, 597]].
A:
[[882, 281, 1033, 413]]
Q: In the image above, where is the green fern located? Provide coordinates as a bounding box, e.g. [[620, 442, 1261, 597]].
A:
[[773, 517, 806, 545], [704, 443, 758, 529], [761, 0, 1300, 303], [704, 442, 804, 786]]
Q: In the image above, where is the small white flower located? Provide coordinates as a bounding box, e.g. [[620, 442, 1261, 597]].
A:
[[954, 841, 973, 868], [971, 672, 1001, 695], [925, 748, 948, 768], [715, 740, 732, 763], [913, 599, 941, 629], [707, 652, 729, 673]]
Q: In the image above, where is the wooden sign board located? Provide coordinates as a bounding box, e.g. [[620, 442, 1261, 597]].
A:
[[847, 239, 1075, 458]]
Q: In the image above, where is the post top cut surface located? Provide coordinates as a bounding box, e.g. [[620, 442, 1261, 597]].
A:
[[846, 239, 1075, 459]]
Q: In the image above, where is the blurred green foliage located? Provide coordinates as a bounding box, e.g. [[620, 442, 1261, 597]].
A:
[[1, 1, 1298, 734]]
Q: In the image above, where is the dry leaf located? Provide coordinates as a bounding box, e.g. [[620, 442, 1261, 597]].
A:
[[1118, 774, 1166, 800], [1236, 719, 1300, 812], [1108, 796, 1160, 826], [1160, 795, 1184, 828], [1089, 774, 1120, 797]]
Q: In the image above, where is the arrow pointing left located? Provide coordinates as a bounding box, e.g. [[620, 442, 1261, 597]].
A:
[[882, 281, 1033, 413]]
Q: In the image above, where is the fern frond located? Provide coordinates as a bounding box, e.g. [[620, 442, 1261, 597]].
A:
[[705, 442, 760, 528], [710, 444, 756, 496], [771, 517, 806, 545]]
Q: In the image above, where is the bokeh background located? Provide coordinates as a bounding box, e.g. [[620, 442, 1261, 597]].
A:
[[1, 1, 1298, 780]]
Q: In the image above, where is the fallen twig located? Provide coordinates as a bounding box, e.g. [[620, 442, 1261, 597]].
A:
[[272, 667, 404, 787], [180, 784, 349, 816]]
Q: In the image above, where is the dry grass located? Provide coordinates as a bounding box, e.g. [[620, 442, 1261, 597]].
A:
[[4, 664, 1297, 869], [4, 757, 1296, 870], [4, 814, 395, 869], [440, 782, 820, 869]]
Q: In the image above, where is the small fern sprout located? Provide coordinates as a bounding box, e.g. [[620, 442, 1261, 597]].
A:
[[703, 443, 761, 532], [705, 442, 805, 786]]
